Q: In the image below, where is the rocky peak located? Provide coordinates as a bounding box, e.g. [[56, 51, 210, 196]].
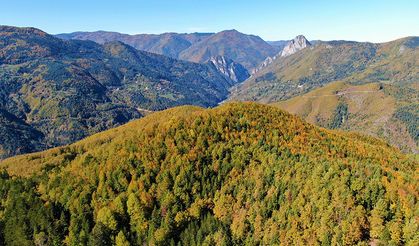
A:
[[251, 56, 274, 74], [280, 35, 311, 57], [208, 55, 250, 83], [252, 35, 311, 74]]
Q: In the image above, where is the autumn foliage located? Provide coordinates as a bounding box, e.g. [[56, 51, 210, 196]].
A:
[[0, 102, 417, 245]]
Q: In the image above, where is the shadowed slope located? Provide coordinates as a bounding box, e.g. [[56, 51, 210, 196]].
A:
[[0, 25, 236, 158]]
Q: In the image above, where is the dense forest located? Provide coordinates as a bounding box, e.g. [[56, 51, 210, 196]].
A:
[[0, 102, 417, 245], [394, 105, 419, 142], [329, 102, 349, 129]]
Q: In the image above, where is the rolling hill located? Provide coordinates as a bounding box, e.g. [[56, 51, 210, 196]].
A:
[[274, 81, 418, 153], [0, 102, 417, 245], [0, 25, 238, 159]]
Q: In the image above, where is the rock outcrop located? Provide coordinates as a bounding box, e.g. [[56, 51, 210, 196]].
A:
[[208, 55, 250, 83], [280, 35, 311, 57], [252, 35, 311, 74]]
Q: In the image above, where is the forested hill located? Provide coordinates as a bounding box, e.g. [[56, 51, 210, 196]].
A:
[[0, 25, 236, 159], [0, 102, 417, 245]]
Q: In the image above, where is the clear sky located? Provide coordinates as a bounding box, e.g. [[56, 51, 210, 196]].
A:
[[1, 0, 418, 42]]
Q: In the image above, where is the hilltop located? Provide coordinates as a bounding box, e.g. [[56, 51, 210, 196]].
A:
[[0, 102, 417, 245]]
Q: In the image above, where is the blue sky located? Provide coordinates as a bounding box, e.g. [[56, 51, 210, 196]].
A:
[[1, 0, 418, 42]]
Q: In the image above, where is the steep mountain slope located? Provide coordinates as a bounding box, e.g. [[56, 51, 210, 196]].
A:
[[230, 36, 418, 103], [252, 35, 311, 74], [57, 30, 279, 71], [207, 55, 250, 82], [56, 31, 213, 59], [0, 109, 45, 157], [0, 102, 417, 245], [0, 25, 236, 158], [179, 30, 279, 71], [274, 81, 418, 153], [279, 35, 312, 57]]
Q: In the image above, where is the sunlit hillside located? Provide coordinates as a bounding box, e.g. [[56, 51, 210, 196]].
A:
[[274, 81, 418, 153], [0, 103, 417, 245]]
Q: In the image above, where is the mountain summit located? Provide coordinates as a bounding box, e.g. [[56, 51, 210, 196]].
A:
[[252, 35, 311, 74], [57, 29, 279, 71], [280, 35, 311, 57], [179, 29, 278, 70]]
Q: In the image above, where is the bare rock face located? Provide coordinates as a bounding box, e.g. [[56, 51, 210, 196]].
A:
[[280, 35, 311, 57], [208, 55, 250, 83], [252, 35, 311, 74], [252, 56, 274, 74]]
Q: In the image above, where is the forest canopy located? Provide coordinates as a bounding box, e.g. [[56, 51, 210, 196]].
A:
[[0, 102, 418, 245]]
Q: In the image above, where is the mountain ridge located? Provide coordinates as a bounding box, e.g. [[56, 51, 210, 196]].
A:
[[57, 29, 280, 71], [252, 35, 311, 74], [0, 25, 239, 159], [230, 36, 418, 103], [274, 81, 418, 153], [230, 36, 418, 153]]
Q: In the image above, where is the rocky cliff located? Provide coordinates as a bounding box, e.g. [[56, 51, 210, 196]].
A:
[[207, 56, 250, 82]]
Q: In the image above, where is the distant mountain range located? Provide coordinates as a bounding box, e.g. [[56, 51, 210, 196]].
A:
[[230, 36, 418, 102], [177, 30, 279, 71], [56, 29, 280, 71], [252, 35, 311, 74], [0, 26, 240, 158], [229, 36, 418, 152], [56, 31, 214, 59], [1, 25, 417, 158], [267, 40, 289, 49], [0, 21, 418, 246]]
